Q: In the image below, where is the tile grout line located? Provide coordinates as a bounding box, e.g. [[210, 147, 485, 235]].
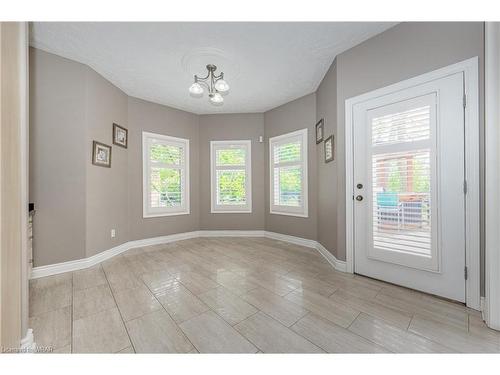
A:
[[196, 288, 259, 327], [288, 318, 330, 353], [28, 280, 73, 319], [345, 310, 363, 330], [353, 311, 457, 353], [175, 308, 257, 354], [344, 312, 418, 353], [101, 264, 137, 354], [409, 318, 461, 352], [290, 311, 388, 354], [139, 271, 199, 353], [226, 309, 262, 330], [245, 310, 325, 353], [230, 310, 269, 353], [342, 312, 398, 353], [30, 276, 73, 352]]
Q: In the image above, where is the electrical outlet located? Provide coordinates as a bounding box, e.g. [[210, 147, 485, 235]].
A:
[[111, 229, 116, 238]]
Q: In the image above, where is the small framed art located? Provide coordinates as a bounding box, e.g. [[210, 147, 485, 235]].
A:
[[113, 123, 128, 148], [324, 135, 334, 163], [315, 118, 324, 144], [92, 141, 112, 168]]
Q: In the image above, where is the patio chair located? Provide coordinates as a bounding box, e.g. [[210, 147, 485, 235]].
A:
[[376, 192, 402, 228]]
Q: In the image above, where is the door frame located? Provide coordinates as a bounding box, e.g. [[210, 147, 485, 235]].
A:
[[344, 57, 480, 310], [485, 22, 500, 329]]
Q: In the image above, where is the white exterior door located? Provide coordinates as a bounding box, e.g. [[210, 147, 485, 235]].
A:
[[353, 72, 466, 302]]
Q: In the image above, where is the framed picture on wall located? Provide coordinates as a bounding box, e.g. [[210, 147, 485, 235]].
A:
[[113, 123, 128, 148], [92, 141, 112, 168], [315, 118, 324, 144], [324, 135, 334, 163]]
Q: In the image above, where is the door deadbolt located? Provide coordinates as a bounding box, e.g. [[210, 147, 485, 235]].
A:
[[356, 195, 363, 201], [356, 183, 363, 189]]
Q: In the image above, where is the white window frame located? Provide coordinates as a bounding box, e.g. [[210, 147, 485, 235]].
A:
[[210, 140, 252, 213], [142, 131, 190, 218], [269, 128, 308, 218]]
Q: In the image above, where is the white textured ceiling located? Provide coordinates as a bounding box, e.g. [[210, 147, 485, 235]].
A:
[[30, 22, 396, 114]]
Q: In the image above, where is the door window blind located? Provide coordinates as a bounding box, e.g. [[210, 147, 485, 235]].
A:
[[371, 105, 432, 256]]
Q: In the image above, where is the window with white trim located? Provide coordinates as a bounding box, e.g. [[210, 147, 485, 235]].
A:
[[210, 140, 252, 213], [143, 131, 190, 217], [269, 129, 308, 217]]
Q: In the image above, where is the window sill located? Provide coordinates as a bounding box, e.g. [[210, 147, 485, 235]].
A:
[[270, 209, 308, 218], [211, 209, 253, 214], [143, 210, 190, 218]]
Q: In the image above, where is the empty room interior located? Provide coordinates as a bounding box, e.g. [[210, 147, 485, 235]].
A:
[[3, 17, 500, 359]]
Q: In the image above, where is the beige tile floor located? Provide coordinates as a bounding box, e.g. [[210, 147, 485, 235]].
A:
[[29, 237, 500, 353]]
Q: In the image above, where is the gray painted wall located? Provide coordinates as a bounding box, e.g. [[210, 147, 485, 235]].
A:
[[85, 67, 129, 258], [199, 113, 265, 230], [264, 93, 318, 240], [29, 48, 87, 266], [127, 97, 200, 241], [316, 60, 338, 255], [30, 49, 201, 266]]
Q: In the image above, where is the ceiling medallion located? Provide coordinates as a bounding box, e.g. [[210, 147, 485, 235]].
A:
[[188, 64, 229, 106]]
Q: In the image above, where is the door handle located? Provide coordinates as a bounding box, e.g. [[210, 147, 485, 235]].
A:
[[356, 195, 363, 201]]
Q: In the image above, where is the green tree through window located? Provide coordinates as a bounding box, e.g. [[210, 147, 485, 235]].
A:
[[212, 142, 251, 211]]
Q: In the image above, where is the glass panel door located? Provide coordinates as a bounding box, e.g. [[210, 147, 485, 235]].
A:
[[353, 71, 466, 302], [366, 93, 438, 271]]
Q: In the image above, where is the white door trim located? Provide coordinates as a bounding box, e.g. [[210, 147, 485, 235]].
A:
[[345, 57, 480, 310], [19, 21, 30, 347], [485, 22, 500, 329]]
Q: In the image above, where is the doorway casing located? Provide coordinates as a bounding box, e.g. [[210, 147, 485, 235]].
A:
[[485, 22, 500, 330], [344, 57, 480, 310]]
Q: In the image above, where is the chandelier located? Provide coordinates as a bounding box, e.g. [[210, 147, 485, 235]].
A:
[[188, 64, 230, 106]]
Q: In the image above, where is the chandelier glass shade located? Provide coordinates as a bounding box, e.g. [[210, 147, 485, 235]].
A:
[[209, 92, 224, 106], [188, 64, 230, 105]]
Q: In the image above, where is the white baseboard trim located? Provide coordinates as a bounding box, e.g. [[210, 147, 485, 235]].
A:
[[20, 328, 36, 352], [31, 230, 347, 279], [31, 231, 199, 279], [126, 231, 200, 249], [481, 296, 488, 322], [316, 242, 347, 273], [199, 230, 266, 238], [264, 231, 317, 249], [263, 232, 346, 272]]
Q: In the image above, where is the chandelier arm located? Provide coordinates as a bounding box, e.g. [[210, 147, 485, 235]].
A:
[[197, 69, 211, 80], [195, 78, 214, 94], [197, 80, 211, 91], [196, 77, 210, 84]]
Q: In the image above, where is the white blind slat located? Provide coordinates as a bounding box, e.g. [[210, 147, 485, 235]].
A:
[[150, 142, 183, 165], [216, 169, 246, 205], [273, 141, 301, 164], [371, 104, 432, 256], [372, 105, 431, 147]]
